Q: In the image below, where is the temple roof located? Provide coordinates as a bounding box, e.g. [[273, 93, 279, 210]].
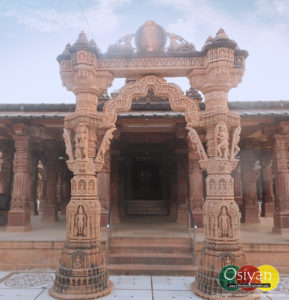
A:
[[0, 101, 289, 119]]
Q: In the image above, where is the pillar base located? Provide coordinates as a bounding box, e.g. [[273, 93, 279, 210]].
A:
[[49, 282, 112, 300], [42, 206, 59, 222], [101, 213, 108, 227], [243, 205, 260, 223], [262, 202, 274, 217], [6, 211, 31, 232], [191, 209, 203, 228], [273, 211, 289, 234], [192, 241, 259, 300], [49, 242, 112, 300], [176, 204, 188, 225]]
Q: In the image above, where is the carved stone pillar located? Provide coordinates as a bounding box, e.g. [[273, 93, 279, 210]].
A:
[[0, 141, 13, 195], [261, 153, 275, 217], [6, 126, 32, 232], [49, 32, 113, 299], [241, 150, 260, 223], [188, 150, 204, 227], [273, 132, 289, 234], [29, 156, 38, 215], [42, 142, 59, 222], [176, 150, 189, 225], [38, 161, 46, 213], [188, 29, 257, 299], [98, 151, 111, 226]]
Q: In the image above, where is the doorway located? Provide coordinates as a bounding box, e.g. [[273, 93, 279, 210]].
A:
[[120, 143, 172, 216]]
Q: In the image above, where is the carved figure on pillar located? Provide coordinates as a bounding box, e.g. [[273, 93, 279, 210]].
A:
[[215, 123, 229, 159]]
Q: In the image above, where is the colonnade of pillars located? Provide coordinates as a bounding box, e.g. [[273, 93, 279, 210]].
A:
[[0, 123, 289, 234]]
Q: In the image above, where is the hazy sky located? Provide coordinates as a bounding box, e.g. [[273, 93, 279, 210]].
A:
[[0, 0, 289, 103]]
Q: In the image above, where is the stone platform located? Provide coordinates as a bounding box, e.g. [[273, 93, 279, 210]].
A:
[[0, 215, 289, 275]]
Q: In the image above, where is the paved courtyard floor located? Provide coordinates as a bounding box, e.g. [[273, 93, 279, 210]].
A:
[[0, 271, 288, 300]]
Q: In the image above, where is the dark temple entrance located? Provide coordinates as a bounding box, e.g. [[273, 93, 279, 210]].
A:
[[121, 143, 172, 216]]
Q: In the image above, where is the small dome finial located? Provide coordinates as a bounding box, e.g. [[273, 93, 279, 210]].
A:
[[215, 28, 228, 39]]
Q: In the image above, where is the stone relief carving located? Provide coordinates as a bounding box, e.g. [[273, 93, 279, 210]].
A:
[[218, 206, 231, 238], [215, 123, 229, 159], [186, 127, 208, 161], [74, 124, 89, 160], [74, 205, 87, 237], [72, 251, 85, 269], [78, 179, 86, 194], [230, 126, 241, 160]]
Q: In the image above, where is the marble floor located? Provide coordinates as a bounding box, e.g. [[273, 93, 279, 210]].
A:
[[0, 271, 288, 300]]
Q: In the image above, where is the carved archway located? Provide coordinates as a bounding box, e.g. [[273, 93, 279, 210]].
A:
[[94, 76, 202, 168], [102, 75, 200, 127]]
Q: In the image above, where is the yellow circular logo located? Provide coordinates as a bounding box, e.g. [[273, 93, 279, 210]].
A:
[[258, 265, 279, 291]]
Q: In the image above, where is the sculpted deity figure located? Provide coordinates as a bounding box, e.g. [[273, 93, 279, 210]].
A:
[[230, 126, 241, 160], [218, 206, 231, 238], [215, 123, 229, 159], [88, 180, 95, 194], [63, 129, 74, 161], [78, 179, 86, 194], [75, 205, 87, 237], [72, 251, 84, 269], [74, 124, 88, 160]]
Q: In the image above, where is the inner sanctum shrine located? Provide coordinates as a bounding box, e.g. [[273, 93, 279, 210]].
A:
[[0, 21, 289, 300]]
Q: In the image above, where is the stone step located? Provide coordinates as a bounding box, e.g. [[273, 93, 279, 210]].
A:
[[110, 244, 191, 254], [126, 200, 168, 215], [108, 263, 197, 276], [110, 237, 191, 246], [109, 252, 194, 265]]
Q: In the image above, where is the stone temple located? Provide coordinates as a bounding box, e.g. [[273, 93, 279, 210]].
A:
[[0, 21, 288, 299]]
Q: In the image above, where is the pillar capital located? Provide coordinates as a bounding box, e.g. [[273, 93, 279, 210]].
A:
[[188, 29, 248, 113], [57, 32, 113, 98]]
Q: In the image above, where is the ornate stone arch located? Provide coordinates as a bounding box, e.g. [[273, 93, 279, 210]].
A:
[[102, 75, 200, 128]]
